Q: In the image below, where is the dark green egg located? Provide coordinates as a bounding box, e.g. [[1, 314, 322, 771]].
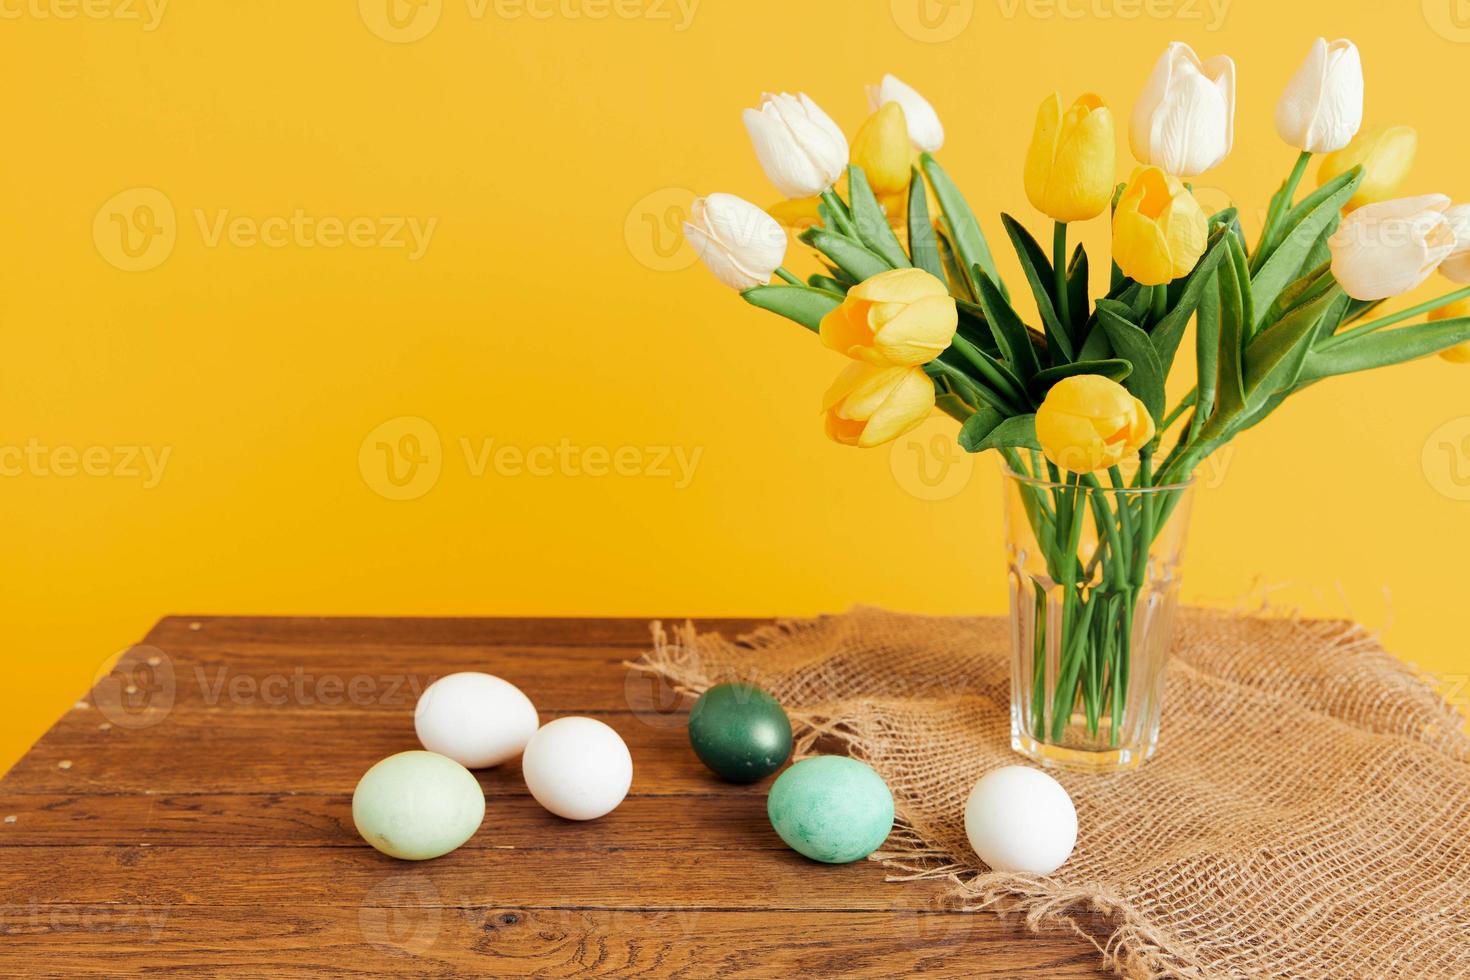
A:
[[687, 683, 793, 783]]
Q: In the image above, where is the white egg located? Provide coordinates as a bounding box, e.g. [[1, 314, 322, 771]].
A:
[[414, 672, 539, 769], [964, 765, 1077, 876], [521, 716, 633, 821]]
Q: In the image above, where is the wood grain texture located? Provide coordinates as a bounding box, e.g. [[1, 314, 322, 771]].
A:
[[0, 616, 1110, 978]]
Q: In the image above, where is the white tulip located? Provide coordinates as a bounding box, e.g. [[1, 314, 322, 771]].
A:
[[1275, 38, 1363, 154], [866, 74, 944, 153], [1438, 204, 1470, 284], [682, 193, 787, 291], [1129, 42, 1236, 177], [1328, 194, 1456, 300], [743, 92, 849, 199]]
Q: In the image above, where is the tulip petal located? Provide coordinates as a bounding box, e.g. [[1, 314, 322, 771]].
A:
[[1046, 98, 1114, 221], [744, 106, 825, 200], [819, 300, 876, 360], [1275, 38, 1363, 154], [684, 222, 762, 291], [1329, 200, 1456, 300], [857, 367, 935, 447], [851, 103, 913, 197], [871, 294, 959, 364], [1132, 43, 1233, 176], [849, 267, 947, 303], [870, 74, 945, 153]]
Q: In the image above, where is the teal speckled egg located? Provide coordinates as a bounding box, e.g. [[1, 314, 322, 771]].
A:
[[766, 755, 894, 864], [687, 683, 792, 784], [352, 750, 485, 860]]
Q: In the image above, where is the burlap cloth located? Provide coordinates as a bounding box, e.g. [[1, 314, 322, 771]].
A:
[[635, 607, 1470, 979]]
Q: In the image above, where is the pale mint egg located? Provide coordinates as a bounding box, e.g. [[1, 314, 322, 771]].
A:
[[353, 751, 485, 860], [767, 755, 894, 864]]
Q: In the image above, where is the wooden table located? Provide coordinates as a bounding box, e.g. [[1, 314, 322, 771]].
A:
[[0, 616, 1108, 977]]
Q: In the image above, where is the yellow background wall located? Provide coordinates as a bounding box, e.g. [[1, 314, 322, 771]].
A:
[[3, 0, 1469, 773]]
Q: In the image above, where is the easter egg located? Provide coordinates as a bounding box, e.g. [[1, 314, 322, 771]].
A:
[[687, 683, 792, 783], [766, 755, 894, 864], [964, 765, 1077, 875], [352, 750, 485, 861], [414, 672, 539, 769], [521, 717, 633, 821]]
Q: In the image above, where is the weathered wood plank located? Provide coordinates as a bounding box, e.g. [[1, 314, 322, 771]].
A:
[[142, 616, 768, 650], [0, 794, 783, 850], [3, 845, 955, 910], [84, 639, 694, 716], [0, 711, 736, 796], [0, 904, 1108, 978]]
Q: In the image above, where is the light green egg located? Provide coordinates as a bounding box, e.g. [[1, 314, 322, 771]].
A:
[[767, 755, 894, 864], [353, 750, 485, 860]]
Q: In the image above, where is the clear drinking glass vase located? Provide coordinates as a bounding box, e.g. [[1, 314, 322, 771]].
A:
[[1002, 458, 1195, 772]]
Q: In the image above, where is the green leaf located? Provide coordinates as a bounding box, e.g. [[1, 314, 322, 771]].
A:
[[1149, 228, 1229, 372], [1250, 167, 1362, 327], [957, 406, 1008, 451], [846, 165, 910, 270], [1261, 260, 1331, 326], [972, 266, 1043, 382], [920, 153, 1005, 300], [1096, 301, 1165, 423], [1342, 297, 1384, 326], [1001, 214, 1074, 364], [1243, 283, 1344, 398], [942, 336, 1030, 413], [1193, 277, 1220, 428], [739, 284, 841, 332], [906, 166, 943, 280], [1214, 232, 1249, 416], [961, 413, 1039, 453], [936, 226, 974, 302], [799, 228, 889, 283], [1297, 318, 1470, 384], [807, 274, 847, 294], [1066, 245, 1089, 342], [1029, 358, 1133, 398]]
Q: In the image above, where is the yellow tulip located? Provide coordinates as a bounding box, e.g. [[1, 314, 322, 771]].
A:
[[820, 267, 957, 366], [1024, 92, 1115, 223], [1317, 125, 1417, 210], [823, 362, 935, 448], [1035, 375, 1155, 473], [851, 102, 914, 198], [1112, 166, 1208, 286], [1429, 297, 1470, 364]]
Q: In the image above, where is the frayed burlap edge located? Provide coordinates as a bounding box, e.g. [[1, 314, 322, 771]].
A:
[[628, 612, 1470, 980]]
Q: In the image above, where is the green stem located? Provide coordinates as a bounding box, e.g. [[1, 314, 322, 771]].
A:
[[1253, 150, 1312, 269], [1149, 285, 1167, 325], [775, 266, 802, 286], [1159, 390, 1197, 435], [1319, 285, 1470, 350], [1053, 222, 1072, 335]]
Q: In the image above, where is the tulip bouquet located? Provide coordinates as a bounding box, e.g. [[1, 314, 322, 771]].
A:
[[681, 41, 1470, 770]]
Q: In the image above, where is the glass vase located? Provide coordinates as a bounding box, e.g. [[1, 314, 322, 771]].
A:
[[1002, 457, 1195, 772]]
